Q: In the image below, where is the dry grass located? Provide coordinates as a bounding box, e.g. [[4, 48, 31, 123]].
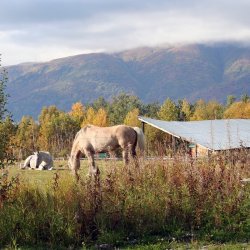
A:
[[0, 153, 249, 248]]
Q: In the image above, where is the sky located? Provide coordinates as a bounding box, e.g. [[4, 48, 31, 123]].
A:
[[1, 0, 250, 66]]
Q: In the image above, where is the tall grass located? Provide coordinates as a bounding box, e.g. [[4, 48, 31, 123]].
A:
[[0, 153, 249, 248]]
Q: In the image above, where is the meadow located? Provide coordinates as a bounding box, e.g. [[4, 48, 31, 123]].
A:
[[0, 154, 250, 249]]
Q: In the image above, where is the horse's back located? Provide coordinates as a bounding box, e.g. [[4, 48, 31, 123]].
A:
[[78, 125, 136, 151]]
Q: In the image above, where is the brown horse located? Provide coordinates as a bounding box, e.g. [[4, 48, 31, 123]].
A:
[[68, 124, 145, 179]]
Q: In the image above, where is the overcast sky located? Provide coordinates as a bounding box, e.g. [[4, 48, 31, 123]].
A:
[[1, 0, 250, 65]]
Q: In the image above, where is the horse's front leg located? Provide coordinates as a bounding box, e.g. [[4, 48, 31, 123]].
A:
[[86, 151, 100, 176]]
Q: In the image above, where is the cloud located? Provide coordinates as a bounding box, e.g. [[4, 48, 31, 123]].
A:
[[1, 0, 250, 65]]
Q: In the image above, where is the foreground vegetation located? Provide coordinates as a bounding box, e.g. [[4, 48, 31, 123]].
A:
[[1, 154, 249, 248]]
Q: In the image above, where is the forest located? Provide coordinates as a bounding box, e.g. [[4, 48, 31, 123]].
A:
[[1, 91, 250, 162]]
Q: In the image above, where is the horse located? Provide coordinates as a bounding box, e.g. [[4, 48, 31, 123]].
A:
[[20, 151, 53, 170], [68, 124, 145, 179]]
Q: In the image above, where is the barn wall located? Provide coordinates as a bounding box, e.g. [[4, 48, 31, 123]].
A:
[[190, 144, 210, 157]]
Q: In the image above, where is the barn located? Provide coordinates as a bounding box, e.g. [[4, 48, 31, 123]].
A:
[[138, 116, 250, 157]]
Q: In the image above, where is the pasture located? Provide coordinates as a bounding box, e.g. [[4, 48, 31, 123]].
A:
[[1, 156, 250, 249]]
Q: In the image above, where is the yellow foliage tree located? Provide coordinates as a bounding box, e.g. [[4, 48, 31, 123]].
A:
[[15, 116, 39, 157], [81, 107, 96, 127], [190, 99, 207, 120], [93, 108, 109, 127], [181, 99, 192, 121], [158, 98, 178, 121], [81, 107, 109, 127], [206, 101, 224, 119], [191, 100, 224, 120], [124, 108, 141, 127], [224, 101, 250, 118], [69, 102, 85, 126]]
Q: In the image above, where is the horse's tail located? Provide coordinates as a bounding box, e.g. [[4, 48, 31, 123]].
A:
[[133, 127, 145, 153]]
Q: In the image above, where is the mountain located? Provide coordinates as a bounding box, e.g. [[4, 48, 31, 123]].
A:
[[6, 43, 250, 120]]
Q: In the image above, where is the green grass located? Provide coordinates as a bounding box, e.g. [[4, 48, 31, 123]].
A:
[[7, 159, 120, 189], [1, 157, 250, 248]]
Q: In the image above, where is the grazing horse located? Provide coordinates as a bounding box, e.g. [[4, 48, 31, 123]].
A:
[[68, 124, 145, 179]]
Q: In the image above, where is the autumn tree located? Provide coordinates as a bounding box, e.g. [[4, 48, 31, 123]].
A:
[[15, 116, 39, 158], [69, 101, 85, 128], [50, 112, 79, 157], [206, 100, 224, 119], [158, 98, 178, 121], [180, 99, 193, 121], [191, 100, 223, 120], [38, 106, 79, 156], [224, 101, 250, 118], [82, 107, 96, 127], [38, 106, 62, 152], [124, 108, 141, 127], [82, 107, 109, 127], [93, 108, 109, 127], [190, 99, 207, 120]]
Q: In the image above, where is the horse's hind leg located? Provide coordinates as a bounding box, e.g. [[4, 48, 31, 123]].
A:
[[122, 147, 129, 165], [129, 144, 139, 167], [131, 144, 137, 158]]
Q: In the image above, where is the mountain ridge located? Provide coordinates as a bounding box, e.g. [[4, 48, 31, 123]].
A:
[[6, 43, 250, 120]]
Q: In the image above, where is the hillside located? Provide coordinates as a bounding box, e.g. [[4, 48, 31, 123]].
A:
[[6, 43, 250, 120]]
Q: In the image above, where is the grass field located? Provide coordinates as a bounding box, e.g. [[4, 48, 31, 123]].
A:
[[1, 156, 250, 249]]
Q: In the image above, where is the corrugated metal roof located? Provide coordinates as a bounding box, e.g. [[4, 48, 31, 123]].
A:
[[138, 116, 250, 150]]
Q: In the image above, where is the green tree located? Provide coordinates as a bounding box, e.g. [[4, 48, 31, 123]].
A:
[[158, 98, 178, 121], [227, 95, 236, 107], [0, 57, 8, 121], [141, 102, 160, 118], [108, 93, 142, 125], [241, 93, 250, 103], [91, 96, 108, 111], [0, 57, 15, 168]]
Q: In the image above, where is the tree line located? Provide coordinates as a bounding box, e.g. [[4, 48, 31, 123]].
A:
[[2, 93, 249, 160], [1, 58, 250, 161]]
